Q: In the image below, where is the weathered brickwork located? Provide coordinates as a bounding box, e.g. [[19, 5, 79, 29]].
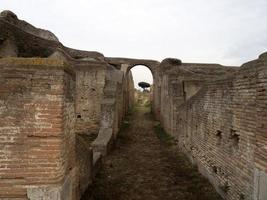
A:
[[158, 56, 267, 200], [158, 61, 237, 136], [1, 10, 267, 200], [0, 58, 76, 198], [75, 62, 106, 135]]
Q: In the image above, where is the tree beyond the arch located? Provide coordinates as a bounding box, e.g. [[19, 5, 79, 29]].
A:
[[138, 82, 151, 91]]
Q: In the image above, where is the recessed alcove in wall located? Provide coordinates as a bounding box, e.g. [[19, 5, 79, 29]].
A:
[[229, 129, 240, 152], [216, 130, 222, 145]]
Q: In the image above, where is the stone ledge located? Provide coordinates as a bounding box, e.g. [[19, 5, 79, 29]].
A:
[[101, 98, 116, 105], [92, 128, 113, 156], [27, 167, 77, 200], [0, 57, 75, 76], [253, 168, 267, 200]]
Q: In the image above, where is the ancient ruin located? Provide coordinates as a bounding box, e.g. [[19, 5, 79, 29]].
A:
[[0, 10, 266, 200]]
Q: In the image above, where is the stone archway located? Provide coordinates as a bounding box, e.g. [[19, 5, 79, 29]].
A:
[[106, 57, 160, 116], [106, 57, 159, 75], [129, 64, 153, 92]]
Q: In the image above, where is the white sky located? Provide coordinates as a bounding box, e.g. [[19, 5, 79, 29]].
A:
[[1, 0, 267, 86], [131, 66, 153, 89]]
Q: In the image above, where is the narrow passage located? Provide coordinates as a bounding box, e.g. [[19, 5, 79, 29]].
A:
[[83, 102, 221, 200]]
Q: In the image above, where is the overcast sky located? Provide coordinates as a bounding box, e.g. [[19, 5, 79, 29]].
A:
[[1, 0, 267, 87]]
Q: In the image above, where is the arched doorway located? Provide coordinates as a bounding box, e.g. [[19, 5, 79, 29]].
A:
[[106, 57, 160, 118], [122, 64, 154, 114], [130, 65, 153, 91], [130, 65, 153, 108]]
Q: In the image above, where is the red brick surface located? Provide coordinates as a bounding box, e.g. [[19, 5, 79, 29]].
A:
[[0, 58, 75, 198]]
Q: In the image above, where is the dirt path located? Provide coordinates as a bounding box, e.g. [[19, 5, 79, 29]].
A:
[[82, 104, 221, 200]]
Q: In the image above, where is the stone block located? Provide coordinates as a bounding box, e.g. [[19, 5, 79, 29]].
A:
[[92, 128, 113, 156], [27, 170, 75, 200], [253, 168, 267, 200]]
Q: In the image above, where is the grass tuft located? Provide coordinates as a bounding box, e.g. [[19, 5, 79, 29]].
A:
[[117, 119, 131, 141], [127, 106, 137, 116], [154, 123, 175, 145]]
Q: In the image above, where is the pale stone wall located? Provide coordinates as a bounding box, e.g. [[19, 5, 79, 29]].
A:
[[127, 71, 135, 110], [74, 62, 106, 136], [92, 66, 125, 155], [123, 69, 135, 115]]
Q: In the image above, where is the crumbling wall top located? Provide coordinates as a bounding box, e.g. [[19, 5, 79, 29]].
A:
[[0, 10, 59, 42]]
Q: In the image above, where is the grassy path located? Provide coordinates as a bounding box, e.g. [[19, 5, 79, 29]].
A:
[[82, 104, 221, 200]]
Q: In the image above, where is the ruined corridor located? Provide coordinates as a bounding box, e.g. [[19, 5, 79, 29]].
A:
[[82, 100, 221, 200], [0, 10, 267, 200]]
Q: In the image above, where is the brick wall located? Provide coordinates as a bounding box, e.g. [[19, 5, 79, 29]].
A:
[[159, 56, 267, 200], [0, 58, 76, 198]]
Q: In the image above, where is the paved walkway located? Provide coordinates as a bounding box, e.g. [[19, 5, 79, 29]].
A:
[[82, 104, 221, 200]]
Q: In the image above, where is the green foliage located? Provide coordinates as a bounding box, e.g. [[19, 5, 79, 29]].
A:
[[128, 106, 137, 115], [117, 120, 130, 140], [144, 101, 151, 107], [154, 123, 175, 145]]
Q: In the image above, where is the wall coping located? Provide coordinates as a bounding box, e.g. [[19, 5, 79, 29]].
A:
[[0, 57, 75, 76]]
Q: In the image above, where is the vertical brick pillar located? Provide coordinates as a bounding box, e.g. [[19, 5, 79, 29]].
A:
[[0, 58, 76, 199]]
